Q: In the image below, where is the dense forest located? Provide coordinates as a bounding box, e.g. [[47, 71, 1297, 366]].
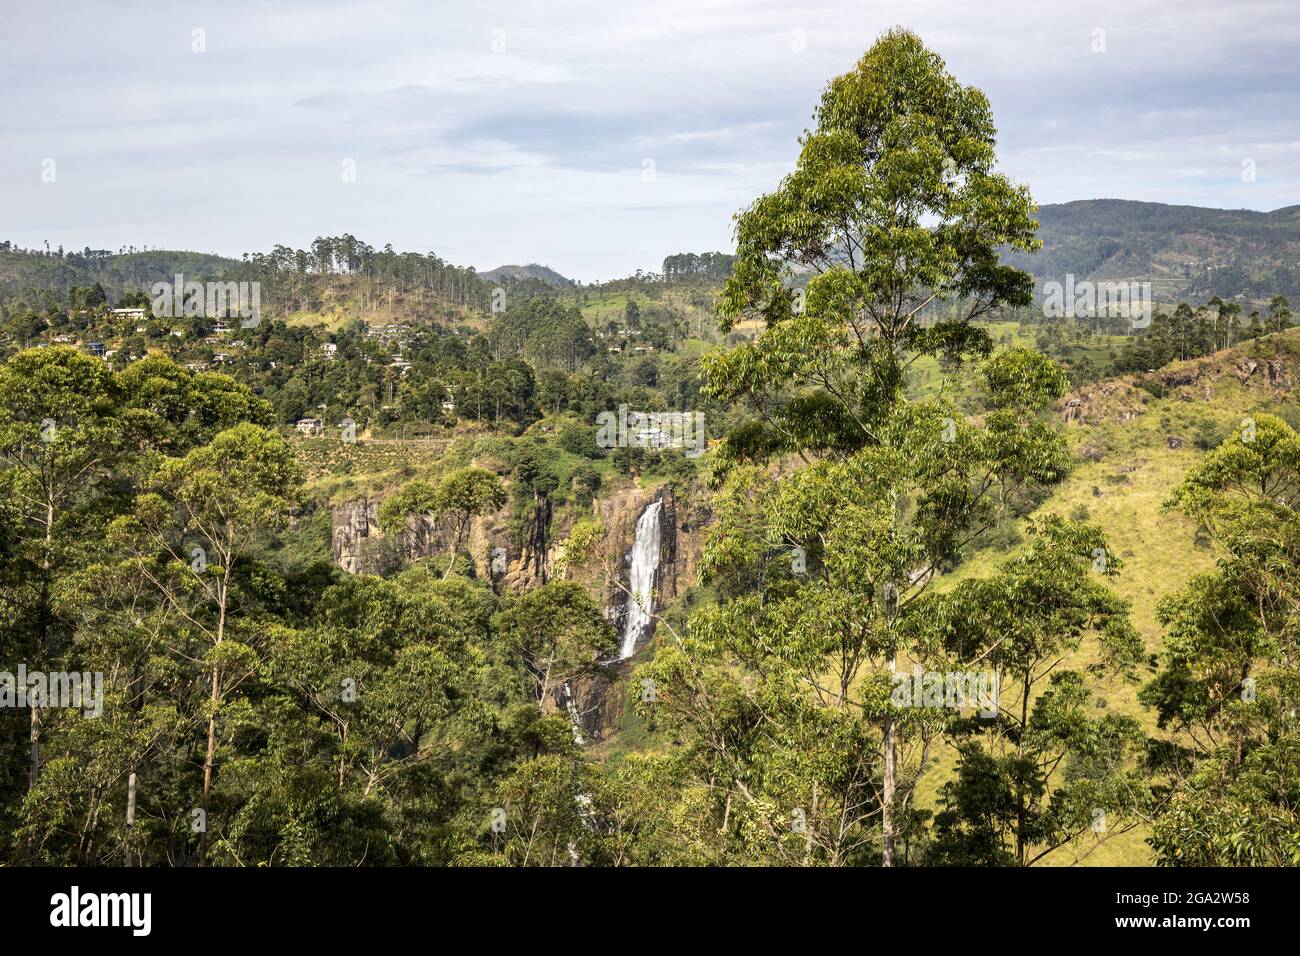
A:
[[1, 30, 1297, 869], [1001, 199, 1300, 302]]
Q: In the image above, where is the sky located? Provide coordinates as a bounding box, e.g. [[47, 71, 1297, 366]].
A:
[[2, 0, 1297, 282]]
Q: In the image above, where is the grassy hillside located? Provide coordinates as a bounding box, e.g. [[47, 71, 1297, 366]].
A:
[[908, 320, 1131, 402], [578, 284, 728, 343], [913, 326, 1300, 864], [277, 282, 488, 333]]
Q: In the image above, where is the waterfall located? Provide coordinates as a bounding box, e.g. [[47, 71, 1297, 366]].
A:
[[618, 499, 663, 659], [561, 682, 586, 744]]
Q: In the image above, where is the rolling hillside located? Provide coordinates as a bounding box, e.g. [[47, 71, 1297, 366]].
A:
[[1004, 199, 1300, 304], [920, 325, 1300, 863]]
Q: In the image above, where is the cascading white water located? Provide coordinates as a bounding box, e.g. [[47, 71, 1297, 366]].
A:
[[618, 499, 663, 659], [561, 681, 586, 744]]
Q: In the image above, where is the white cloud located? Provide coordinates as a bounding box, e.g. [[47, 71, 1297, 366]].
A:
[[1, 0, 1296, 279]]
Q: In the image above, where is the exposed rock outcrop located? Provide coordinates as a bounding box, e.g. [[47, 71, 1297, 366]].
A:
[[330, 492, 555, 585], [1058, 380, 1149, 426], [1233, 356, 1291, 387], [330, 498, 448, 575], [567, 482, 707, 741], [1057, 334, 1298, 429], [331, 498, 380, 575], [590, 483, 699, 642], [330, 477, 708, 743]]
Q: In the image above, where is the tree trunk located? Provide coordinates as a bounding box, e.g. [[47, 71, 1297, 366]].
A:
[[125, 772, 138, 867], [200, 664, 218, 866], [1015, 670, 1030, 865], [29, 705, 42, 789], [200, 576, 228, 867], [882, 711, 896, 867], [804, 780, 817, 866], [31, 495, 53, 792], [882, 574, 901, 867]]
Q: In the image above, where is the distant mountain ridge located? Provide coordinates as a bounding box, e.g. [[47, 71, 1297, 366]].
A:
[[479, 263, 573, 287], [5, 199, 1298, 309], [1004, 199, 1300, 303]]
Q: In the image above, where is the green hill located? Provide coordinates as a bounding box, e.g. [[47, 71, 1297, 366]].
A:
[[914, 325, 1300, 863], [0, 247, 240, 300], [479, 263, 574, 287], [1004, 199, 1300, 304]]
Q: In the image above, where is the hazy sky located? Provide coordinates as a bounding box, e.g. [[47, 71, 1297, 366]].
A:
[[3, 0, 1297, 281]]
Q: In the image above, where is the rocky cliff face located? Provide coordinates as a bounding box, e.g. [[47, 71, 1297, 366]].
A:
[[330, 494, 555, 585], [505, 497, 552, 592], [591, 483, 699, 625], [330, 498, 445, 576], [1057, 340, 1297, 428], [331, 498, 380, 575], [567, 481, 707, 740], [329, 478, 708, 741]]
